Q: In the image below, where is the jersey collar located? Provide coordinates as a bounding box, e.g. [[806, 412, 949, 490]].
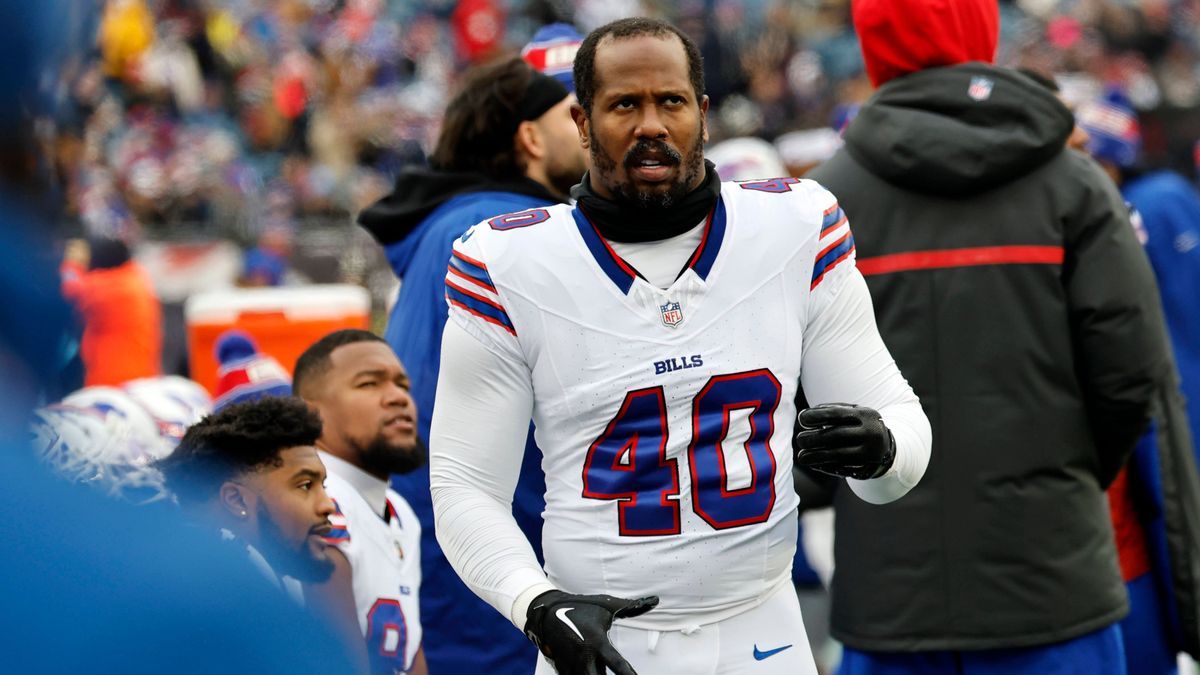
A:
[[572, 196, 727, 295], [319, 451, 389, 520]]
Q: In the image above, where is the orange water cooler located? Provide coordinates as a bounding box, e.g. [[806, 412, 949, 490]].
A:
[[185, 285, 371, 395]]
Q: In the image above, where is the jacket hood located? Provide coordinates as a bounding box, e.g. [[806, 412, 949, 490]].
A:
[[841, 64, 1075, 196], [357, 168, 561, 246], [853, 0, 998, 87]]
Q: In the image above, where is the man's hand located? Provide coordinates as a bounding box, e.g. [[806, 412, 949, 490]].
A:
[[523, 590, 658, 675], [794, 403, 895, 480]]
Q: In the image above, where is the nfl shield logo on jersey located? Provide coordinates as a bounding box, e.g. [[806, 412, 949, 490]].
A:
[[968, 76, 993, 102], [660, 300, 684, 328]]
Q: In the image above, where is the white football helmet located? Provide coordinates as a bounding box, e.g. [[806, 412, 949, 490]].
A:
[[30, 404, 170, 505], [61, 386, 172, 462], [123, 376, 213, 444]]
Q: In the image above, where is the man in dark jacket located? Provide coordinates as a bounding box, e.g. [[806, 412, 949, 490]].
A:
[[807, 0, 1175, 672], [356, 55, 586, 674]]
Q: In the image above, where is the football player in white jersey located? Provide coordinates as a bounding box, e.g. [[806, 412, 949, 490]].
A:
[[429, 17, 933, 675], [295, 330, 427, 675]]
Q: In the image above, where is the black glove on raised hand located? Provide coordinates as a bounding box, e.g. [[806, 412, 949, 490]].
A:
[[523, 590, 658, 675], [794, 403, 896, 480]]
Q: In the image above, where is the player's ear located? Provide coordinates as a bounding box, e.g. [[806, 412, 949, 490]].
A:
[[515, 120, 543, 162], [571, 101, 590, 150], [219, 481, 252, 521], [699, 95, 710, 144]]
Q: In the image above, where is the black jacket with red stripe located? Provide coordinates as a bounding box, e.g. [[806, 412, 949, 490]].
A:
[[808, 63, 1176, 652]]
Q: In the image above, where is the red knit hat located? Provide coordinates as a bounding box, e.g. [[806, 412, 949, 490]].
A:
[[853, 0, 1000, 87]]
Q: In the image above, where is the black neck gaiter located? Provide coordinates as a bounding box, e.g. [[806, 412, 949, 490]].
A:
[[571, 160, 721, 243]]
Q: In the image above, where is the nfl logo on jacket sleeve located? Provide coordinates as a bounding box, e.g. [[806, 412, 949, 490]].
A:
[[660, 300, 684, 328]]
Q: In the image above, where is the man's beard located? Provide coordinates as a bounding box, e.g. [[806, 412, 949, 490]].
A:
[[589, 130, 706, 209], [256, 503, 335, 584], [359, 434, 427, 478], [545, 153, 587, 198]]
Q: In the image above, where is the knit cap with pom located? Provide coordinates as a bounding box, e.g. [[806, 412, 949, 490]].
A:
[[212, 330, 292, 411]]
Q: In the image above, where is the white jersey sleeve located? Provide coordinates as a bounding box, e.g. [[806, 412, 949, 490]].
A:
[[429, 318, 555, 630], [799, 187, 932, 504]]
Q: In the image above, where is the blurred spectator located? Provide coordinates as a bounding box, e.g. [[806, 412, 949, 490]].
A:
[[60, 235, 163, 387], [521, 23, 583, 91], [99, 0, 155, 82], [240, 225, 295, 287], [453, 0, 506, 64], [356, 54, 585, 675], [809, 0, 1179, 673], [213, 330, 292, 411]]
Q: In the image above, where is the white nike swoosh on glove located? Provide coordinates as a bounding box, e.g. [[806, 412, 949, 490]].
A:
[[555, 607, 585, 641]]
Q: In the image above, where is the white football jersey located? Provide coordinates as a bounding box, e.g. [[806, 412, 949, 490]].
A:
[[322, 464, 422, 674], [444, 178, 856, 628]]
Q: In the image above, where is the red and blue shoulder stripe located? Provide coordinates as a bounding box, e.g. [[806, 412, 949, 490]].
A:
[[445, 250, 516, 335], [324, 499, 350, 544], [811, 202, 855, 290]]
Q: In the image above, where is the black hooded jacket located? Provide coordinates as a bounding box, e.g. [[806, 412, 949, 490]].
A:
[[808, 63, 1174, 651]]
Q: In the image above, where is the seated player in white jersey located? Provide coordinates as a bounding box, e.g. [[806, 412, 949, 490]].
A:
[[429, 17, 933, 675], [156, 397, 338, 606], [294, 330, 427, 675]]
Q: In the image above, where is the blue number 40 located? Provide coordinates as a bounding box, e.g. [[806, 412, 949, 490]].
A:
[[581, 369, 782, 535]]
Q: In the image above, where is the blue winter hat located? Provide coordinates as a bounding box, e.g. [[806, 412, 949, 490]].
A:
[[1077, 88, 1142, 169], [521, 23, 583, 93]]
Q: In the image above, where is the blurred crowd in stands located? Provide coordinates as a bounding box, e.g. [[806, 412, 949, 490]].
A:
[[55, 0, 1200, 247]]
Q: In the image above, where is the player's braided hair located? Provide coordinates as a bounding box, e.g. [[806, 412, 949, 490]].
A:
[[430, 57, 535, 180], [573, 17, 705, 115], [157, 396, 322, 507]]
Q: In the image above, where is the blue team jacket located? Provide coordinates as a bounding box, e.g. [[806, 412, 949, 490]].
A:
[[361, 176, 559, 675], [1121, 170, 1200, 660], [1124, 171, 1200, 453]]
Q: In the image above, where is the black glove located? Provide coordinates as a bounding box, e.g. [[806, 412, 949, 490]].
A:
[[523, 590, 658, 675], [794, 403, 896, 480]]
